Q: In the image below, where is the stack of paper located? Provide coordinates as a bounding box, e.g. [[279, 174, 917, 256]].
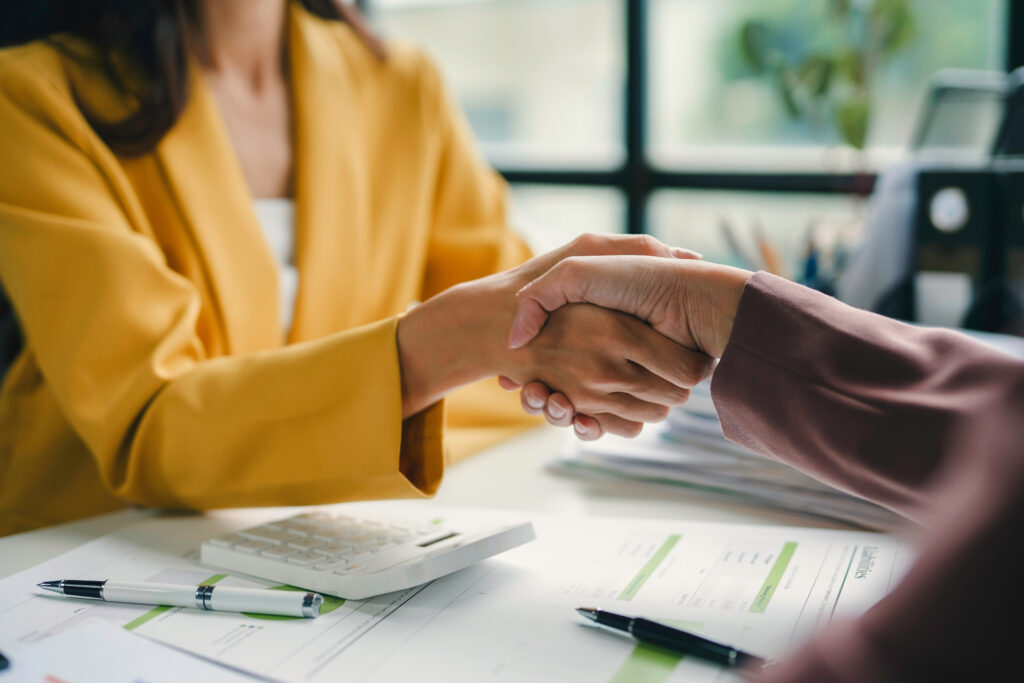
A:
[[551, 380, 903, 530]]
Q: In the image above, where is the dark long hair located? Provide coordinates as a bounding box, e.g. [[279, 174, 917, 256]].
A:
[[0, 0, 383, 156]]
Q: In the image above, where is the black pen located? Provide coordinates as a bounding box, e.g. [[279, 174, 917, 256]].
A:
[[576, 607, 766, 669], [0, 648, 8, 672]]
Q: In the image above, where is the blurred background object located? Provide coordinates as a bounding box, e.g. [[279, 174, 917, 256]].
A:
[[365, 0, 1016, 328], [736, 0, 917, 152]]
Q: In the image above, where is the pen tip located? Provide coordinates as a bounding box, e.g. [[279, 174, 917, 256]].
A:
[[37, 580, 60, 593], [576, 607, 597, 621]]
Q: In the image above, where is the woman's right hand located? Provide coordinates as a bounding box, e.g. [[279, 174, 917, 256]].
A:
[[500, 302, 714, 437]]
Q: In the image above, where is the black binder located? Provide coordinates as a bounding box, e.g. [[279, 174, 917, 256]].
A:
[[904, 67, 1024, 334]]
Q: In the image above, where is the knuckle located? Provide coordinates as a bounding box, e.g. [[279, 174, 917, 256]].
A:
[[670, 387, 692, 405], [637, 234, 661, 255], [649, 404, 671, 422], [674, 354, 711, 387], [560, 255, 585, 274], [616, 420, 643, 438], [573, 233, 599, 253]]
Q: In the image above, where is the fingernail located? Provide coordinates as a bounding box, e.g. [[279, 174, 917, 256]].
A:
[[672, 247, 703, 259], [548, 401, 567, 420], [574, 421, 589, 437], [525, 394, 544, 410], [508, 330, 527, 350], [508, 320, 533, 349]]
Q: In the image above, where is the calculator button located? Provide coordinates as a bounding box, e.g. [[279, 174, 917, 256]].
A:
[[235, 540, 273, 553], [313, 543, 353, 556], [287, 552, 322, 565], [287, 537, 323, 551], [337, 532, 377, 544], [239, 527, 294, 543], [261, 546, 298, 560], [209, 533, 248, 547]]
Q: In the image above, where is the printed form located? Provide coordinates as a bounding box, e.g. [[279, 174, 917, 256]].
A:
[[0, 503, 912, 682]]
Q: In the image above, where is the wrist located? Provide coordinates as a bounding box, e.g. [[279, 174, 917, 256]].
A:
[[679, 261, 752, 358], [396, 275, 514, 417]]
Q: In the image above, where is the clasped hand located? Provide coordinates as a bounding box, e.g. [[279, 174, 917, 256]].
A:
[[498, 245, 752, 440]]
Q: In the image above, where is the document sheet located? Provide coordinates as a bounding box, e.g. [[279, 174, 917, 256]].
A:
[[0, 503, 912, 682], [0, 616, 253, 682]]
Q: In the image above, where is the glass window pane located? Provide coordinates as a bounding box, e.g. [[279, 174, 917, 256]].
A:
[[511, 185, 625, 254], [649, 0, 1007, 172], [371, 0, 625, 169], [649, 190, 866, 289]]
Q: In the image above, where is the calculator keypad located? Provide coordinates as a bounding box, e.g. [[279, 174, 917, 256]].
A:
[[209, 513, 443, 577]]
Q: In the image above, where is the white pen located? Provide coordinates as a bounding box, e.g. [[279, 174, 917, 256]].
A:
[[38, 579, 323, 618]]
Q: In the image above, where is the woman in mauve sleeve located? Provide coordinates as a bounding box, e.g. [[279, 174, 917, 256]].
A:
[[508, 255, 1024, 681]]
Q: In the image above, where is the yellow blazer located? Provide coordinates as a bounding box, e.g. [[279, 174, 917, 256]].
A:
[[0, 4, 538, 536]]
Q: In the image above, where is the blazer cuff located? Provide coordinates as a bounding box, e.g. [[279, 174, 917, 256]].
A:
[[400, 398, 446, 496]]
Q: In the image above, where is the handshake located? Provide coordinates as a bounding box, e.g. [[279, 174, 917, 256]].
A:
[[397, 233, 753, 441]]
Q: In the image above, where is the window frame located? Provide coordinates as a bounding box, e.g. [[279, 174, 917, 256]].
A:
[[362, 0, 1021, 235]]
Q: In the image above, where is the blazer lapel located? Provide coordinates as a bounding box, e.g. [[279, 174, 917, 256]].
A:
[[287, 6, 367, 342], [155, 61, 282, 354]]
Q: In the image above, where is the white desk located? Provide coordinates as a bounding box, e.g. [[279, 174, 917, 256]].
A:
[[0, 425, 848, 580]]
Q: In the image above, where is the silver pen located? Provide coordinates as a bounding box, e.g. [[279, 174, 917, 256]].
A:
[[38, 579, 323, 618]]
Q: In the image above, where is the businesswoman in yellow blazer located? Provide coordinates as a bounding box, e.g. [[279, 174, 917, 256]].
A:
[[0, 0, 707, 535]]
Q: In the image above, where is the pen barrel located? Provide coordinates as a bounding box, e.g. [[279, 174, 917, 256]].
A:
[[207, 586, 317, 618], [632, 618, 741, 667], [103, 581, 197, 608]]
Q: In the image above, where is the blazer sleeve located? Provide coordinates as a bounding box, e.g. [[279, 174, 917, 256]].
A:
[[416, 53, 533, 299], [711, 272, 1024, 519], [0, 54, 444, 510], [711, 273, 1024, 682]]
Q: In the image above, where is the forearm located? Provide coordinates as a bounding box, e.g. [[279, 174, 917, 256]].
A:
[[712, 272, 1024, 518]]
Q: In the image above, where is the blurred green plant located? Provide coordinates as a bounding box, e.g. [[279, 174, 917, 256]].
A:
[[739, 0, 915, 149]]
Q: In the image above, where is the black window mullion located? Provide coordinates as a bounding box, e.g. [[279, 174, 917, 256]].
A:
[[624, 0, 649, 234], [1009, 0, 1024, 72]]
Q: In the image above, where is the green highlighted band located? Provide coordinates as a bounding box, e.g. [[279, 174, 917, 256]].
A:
[[750, 541, 797, 613], [609, 620, 703, 683], [617, 534, 681, 602], [123, 604, 172, 631], [201, 573, 228, 585], [610, 643, 682, 683]]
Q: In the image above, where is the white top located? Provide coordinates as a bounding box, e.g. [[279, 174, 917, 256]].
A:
[[253, 198, 299, 336]]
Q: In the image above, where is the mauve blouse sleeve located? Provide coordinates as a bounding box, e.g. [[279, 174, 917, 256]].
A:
[[711, 272, 1024, 682], [711, 271, 1024, 520]]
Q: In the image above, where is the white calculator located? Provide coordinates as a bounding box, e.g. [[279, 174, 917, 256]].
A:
[[200, 509, 535, 599]]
